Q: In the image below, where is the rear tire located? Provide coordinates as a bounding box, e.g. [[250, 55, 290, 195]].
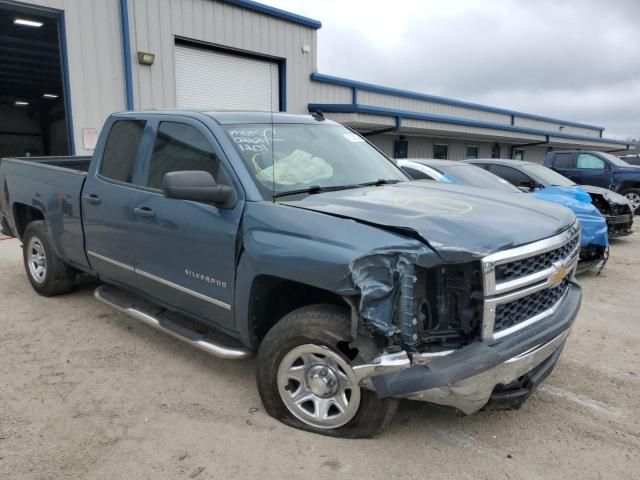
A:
[[620, 188, 640, 214], [256, 304, 398, 438], [22, 221, 76, 296]]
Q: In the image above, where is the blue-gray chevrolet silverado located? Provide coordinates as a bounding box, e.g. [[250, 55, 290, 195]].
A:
[[0, 111, 582, 437]]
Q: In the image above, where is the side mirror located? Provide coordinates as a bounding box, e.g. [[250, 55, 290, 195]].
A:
[[162, 170, 233, 205], [520, 180, 538, 192]]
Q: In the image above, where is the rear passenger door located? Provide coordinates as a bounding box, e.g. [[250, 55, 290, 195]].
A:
[[549, 152, 579, 181], [83, 117, 151, 286], [131, 117, 243, 331]]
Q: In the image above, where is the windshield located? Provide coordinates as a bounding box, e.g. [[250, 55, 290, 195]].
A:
[[436, 164, 521, 192], [224, 124, 407, 198], [520, 163, 575, 187], [599, 152, 633, 167]]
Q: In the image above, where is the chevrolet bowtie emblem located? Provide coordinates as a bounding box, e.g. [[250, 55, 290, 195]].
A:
[[549, 264, 568, 286]]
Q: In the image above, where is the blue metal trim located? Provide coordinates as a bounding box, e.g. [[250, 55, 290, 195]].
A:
[[351, 86, 357, 105], [395, 116, 402, 130], [510, 114, 515, 126], [58, 12, 75, 155], [310, 73, 605, 132], [222, 0, 321, 29], [279, 60, 286, 112], [119, 0, 134, 110], [307, 103, 636, 147]]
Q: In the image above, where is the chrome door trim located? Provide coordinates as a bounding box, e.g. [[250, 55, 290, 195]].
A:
[[88, 250, 135, 272], [87, 251, 231, 310]]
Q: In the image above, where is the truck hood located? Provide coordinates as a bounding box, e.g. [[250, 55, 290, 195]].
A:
[[281, 181, 576, 262]]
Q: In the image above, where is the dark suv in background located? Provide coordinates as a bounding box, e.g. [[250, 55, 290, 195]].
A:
[[544, 150, 640, 214]]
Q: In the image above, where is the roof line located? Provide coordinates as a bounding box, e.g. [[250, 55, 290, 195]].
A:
[[310, 73, 605, 131], [221, 0, 321, 29], [308, 103, 633, 146]]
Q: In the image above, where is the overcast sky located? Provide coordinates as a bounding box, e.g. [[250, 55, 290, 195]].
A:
[[268, 0, 639, 139]]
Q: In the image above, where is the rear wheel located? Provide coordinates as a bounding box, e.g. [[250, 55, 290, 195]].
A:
[[621, 188, 640, 214], [22, 221, 76, 296], [256, 305, 398, 438]]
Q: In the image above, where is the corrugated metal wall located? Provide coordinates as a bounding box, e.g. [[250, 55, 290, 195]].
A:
[[127, 0, 318, 114], [20, 0, 126, 155]]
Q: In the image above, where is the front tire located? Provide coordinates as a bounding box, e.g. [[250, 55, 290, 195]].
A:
[[621, 188, 640, 214], [256, 304, 398, 438], [22, 221, 76, 296]]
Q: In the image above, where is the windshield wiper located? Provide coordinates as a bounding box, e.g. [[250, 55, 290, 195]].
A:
[[357, 179, 402, 187], [272, 184, 358, 199]]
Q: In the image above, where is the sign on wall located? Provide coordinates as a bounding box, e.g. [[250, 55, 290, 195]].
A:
[[82, 128, 98, 150]]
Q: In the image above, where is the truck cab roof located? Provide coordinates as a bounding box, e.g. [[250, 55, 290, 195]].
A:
[[110, 110, 337, 126]]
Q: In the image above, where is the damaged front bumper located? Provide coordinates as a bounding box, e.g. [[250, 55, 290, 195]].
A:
[[357, 282, 581, 414]]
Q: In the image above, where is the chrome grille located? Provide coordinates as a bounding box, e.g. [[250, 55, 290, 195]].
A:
[[495, 236, 579, 282], [494, 279, 571, 333], [480, 223, 580, 341]]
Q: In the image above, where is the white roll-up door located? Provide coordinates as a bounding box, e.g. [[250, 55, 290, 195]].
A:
[[175, 44, 280, 111]]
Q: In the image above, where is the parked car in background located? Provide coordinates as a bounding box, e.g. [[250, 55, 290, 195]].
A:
[[400, 159, 609, 272], [619, 155, 640, 166], [0, 111, 583, 438], [466, 158, 633, 238], [544, 150, 640, 214]]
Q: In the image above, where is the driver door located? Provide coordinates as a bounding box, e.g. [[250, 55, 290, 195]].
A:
[[575, 153, 612, 189], [131, 117, 244, 331]]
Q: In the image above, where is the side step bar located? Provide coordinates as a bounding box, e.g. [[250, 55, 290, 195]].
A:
[[94, 285, 253, 360]]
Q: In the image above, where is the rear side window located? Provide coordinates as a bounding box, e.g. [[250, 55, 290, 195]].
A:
[[147, 122, 220, 189], [553, 153, 575, 168], [100, 120, 146, 183], [402, 166, 433, 180], [487, 164, 533, 186]]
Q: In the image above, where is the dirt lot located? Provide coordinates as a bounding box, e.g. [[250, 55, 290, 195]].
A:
[[0, 229, 639, 480]]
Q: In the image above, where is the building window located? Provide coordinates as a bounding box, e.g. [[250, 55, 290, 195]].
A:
[[513, 149, 525, 161], [466, 146, 479, 159], [433, 144, 448, 159]]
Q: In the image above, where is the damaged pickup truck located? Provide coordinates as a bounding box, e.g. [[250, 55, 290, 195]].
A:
[[0, 111, 581, 438]]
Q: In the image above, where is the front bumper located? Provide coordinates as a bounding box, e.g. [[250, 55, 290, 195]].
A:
[[606, 213, 634, 237], [365, 283, 581, 414]]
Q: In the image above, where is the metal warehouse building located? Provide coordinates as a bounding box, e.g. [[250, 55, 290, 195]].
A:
[[1, 0, 637, 161]]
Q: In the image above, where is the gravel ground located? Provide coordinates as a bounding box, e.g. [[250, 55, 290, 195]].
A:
[[0, 228, 639, 480]]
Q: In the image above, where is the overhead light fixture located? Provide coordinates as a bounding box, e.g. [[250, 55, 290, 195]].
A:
[[14, 101, 29, 106], [137, 51, 155, 65], [43, 93, 59, 99], [14, 18, 43, 28]]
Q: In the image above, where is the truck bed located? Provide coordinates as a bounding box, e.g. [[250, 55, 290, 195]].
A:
[[0, 155, 92, 272], [4, 156, 92, 173]]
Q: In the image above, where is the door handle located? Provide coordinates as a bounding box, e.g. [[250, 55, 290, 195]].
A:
[[133, 206, 156, 218], [84, 194, 102, 205]]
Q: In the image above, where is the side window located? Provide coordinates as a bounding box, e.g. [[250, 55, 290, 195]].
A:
[[552, 153, 574, 169], [433, 144, 448, 159], [402, 166, 433, 180], [147, 122, 220, 190], [100, 120, 146, 183], [576, 153, 605, 170], [488, 164, 533, 186]]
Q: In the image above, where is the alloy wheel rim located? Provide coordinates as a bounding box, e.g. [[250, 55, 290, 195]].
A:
[[27, 237, 47, 284], [277, 344, 361, 429], [625, 192, 640, 211]]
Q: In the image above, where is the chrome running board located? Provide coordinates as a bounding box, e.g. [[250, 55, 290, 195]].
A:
[[94, 285, 253, 360]]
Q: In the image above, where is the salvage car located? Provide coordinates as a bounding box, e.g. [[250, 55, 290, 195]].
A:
[[544, 150, 640, 214], [467, 158, 633, 238], [400, 159, 609, 272], [1, 111, 582, 438]]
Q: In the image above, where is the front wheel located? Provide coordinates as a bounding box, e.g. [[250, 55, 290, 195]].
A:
[[256, 304, 398, 438], [621, 188, 640, 214]]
